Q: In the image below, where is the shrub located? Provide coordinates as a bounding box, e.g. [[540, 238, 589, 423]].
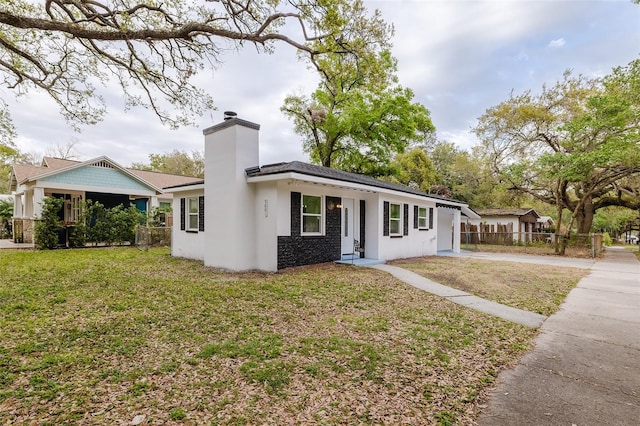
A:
[[0, 199, 13, 239], [148, 205, 172, 227], [34, 197, 63, 250]]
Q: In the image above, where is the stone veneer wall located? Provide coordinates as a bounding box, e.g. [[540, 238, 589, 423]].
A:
[[277, 192, 341, 270], [13, 218, 34, 243]]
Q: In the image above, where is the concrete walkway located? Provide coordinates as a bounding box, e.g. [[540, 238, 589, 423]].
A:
[[477, 246, 640, 425], [371, 264, 547, 328], [451, 250, 596, 270], [0, 239, 34, 249]]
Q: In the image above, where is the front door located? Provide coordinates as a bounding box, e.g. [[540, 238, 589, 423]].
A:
[[341, 198, 355, 255]]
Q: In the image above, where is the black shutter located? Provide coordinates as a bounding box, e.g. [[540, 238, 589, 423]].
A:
[[403, 204, 409, 236], [413, 205, 419, 229], [429, 207, 434, 229], [198, 196, 205, 232], [291, 192, 301, 237], [359, 200, 366, 257], [383, 201, 389, 236], [180, 198, 185, 230]]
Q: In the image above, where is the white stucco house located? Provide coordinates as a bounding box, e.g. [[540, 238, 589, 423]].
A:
[[471, 208, 544, 242], [9, 156, 201, 243], [168, 115, 479, 272]]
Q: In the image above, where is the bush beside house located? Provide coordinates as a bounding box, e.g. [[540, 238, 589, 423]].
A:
[[0, 197, 13, 239], [34, 197, 145, 249]]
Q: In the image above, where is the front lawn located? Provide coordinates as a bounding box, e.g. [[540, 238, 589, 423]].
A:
[[0, 248, 543, 424], [392, 256, 588, 316]]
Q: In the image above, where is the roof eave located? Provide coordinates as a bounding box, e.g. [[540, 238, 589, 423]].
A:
[[164, 182, 205, 193], [247, 171, 467, 207]]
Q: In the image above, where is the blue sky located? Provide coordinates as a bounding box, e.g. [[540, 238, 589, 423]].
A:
[[7, 0, 640, 169]]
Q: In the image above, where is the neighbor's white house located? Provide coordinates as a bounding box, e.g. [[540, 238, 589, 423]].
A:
[[168, 114, 479, 272], [471, 208, 544, 242]]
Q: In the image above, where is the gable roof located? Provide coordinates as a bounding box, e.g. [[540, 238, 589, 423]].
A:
[[42, 157, 77, 169], [129, 169, 202, 190], [475, 208, 540, 218], [10, 156, 201, 192], [537, 215, 555, 224]]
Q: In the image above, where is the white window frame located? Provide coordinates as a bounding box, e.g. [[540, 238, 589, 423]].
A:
[[389, 202, 402, 235], [187, 197, 199, 231], [301, 194, 323, 235], [418, 206, 428, 230]]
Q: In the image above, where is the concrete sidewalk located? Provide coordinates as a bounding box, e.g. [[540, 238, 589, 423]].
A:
[[0, 239, 34, 250], [477, 246, 640, 425], [371, 264, 547, 327]]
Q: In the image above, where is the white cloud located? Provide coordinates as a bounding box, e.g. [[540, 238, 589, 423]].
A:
[[547, 38, 566, 48], [5, 0, 640, 168]]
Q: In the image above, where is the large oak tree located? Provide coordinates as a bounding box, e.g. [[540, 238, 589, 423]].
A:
[[0, 0, 369, 130], [474, 60, 640, 243], [281, 0, 433, 176], [131, 149, 204, 178]]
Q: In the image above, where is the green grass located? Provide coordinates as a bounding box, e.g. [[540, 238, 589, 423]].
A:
[[391, 256, 588, 316], [0, 247, 549, 424]]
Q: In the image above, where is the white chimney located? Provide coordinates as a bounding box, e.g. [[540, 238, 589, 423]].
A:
[[203, 114, 260, 271]]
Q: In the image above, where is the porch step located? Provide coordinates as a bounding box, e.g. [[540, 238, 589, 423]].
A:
[[341, 253, 360, 261], [336, 255, 385, 267]]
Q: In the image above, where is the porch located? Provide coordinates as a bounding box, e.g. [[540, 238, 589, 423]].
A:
[[335, 253, 385, 266]]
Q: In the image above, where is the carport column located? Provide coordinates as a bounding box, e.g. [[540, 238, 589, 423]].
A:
[[32, 187, 44, 219], [453, 209, 461, 253]]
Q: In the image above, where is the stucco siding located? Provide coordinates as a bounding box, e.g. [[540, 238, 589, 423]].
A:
[[376, 195, 438, 261], [171, 188, 205, 261], [437, 208, 455, 251], [254, 182, 279, 271]]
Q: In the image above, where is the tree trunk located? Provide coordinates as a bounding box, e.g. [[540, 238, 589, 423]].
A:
[[555, 200, 563, 254], [575, 196, 595, 234], [555, 179, 564, 255]]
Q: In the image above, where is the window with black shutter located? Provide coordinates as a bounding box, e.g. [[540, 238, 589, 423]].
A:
[[418, 206, 428, 230]]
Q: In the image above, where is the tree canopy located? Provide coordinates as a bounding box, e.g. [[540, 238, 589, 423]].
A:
[[383, 147, 436, 192], [474, 59, 640, 236], [131, 150, 204, 178], [0, 0, 370, 131], [281, 0, 433, 176]]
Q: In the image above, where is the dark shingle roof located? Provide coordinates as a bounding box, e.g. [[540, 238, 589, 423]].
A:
[[245, 161, 461, 204]]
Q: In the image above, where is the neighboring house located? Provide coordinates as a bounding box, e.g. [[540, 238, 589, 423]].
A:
[[537, 215, 555, 231], [9, 156, 201, 243], [472, 208, 543, 242], [168, 116, 479, 272]]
